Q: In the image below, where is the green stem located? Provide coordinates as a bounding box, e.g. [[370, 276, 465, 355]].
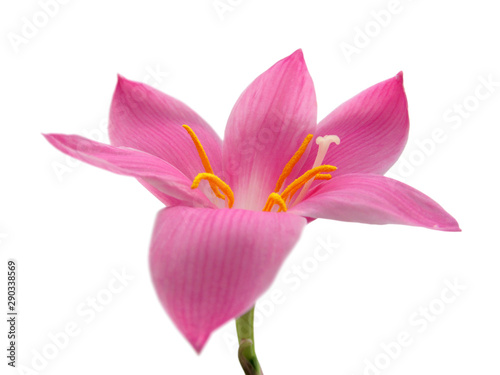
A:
[[235, 306, 263, 375]]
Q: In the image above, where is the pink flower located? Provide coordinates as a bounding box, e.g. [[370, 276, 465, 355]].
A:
[[44, 49, 459, 353]]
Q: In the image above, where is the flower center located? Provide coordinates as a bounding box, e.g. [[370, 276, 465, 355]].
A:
[[263, 134, 339, 212], [183, 125, 339, 211]]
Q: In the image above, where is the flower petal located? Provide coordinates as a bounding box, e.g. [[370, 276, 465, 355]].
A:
[[149, 206, 306, 352], [223, 50, 317, 210], [290, 174, 460, 231], [44, 134, 214, 208], [302, 72, 409, 176], [109, 76, 223, 179]]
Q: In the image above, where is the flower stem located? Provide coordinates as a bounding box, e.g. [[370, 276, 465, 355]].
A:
[[236, 306, 263, 375]]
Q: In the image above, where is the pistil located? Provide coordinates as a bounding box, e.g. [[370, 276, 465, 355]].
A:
[[293, 135, 340, 205]]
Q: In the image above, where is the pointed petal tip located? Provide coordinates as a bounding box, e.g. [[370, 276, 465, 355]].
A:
[[278, 49, 307, 71], [387, 71, 404, 91], [186, 333, 209, 354], [191, 337, 208, 354], [115, 74, 135, 91], [43, 133, 58, 147], [430, 205, 460, 232], [434, 219, 461, 232], [395, 71, 404, 83], [116, 73, 125, 85], [116, 73, 130, 82], [114, 74, 146, 97], [287, 48, 306, 65], [291, 48, 304, 58], [43, 132, 62, 146], [176, 328, 209, 354]]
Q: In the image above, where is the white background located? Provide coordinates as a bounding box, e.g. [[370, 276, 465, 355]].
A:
[[1, 0, 499, 374]]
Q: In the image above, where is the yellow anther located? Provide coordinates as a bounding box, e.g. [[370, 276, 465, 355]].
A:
[[315, 174, 332, 180], [284, 184, 304, 203], [182, 125, 215, 174], [182, 124, 224, 199], [283, 173, 332, 204], [274, 134, 313, 193], [263, 193, 288, 212], [280, 165, 337, 202], [262, 165, 336, 211], [192, 173, 234, 208]]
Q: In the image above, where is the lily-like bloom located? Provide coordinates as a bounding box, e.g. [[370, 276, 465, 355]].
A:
[[44, 49, 459, 353]]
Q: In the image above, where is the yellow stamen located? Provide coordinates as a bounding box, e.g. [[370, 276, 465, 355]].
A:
[[182, 124, 215, 174], [263, 192, 288, 212], [285, 174, 331, 202], [284, 184, 304, 203], [281, 171, 332, 205], [191, 173, 234, 208], [274, 134, 314, 193], [182, 124, 224, 199], [280, 165, 337, 202], [315, 174, 332, 180], [262, 165, 336, 212], [285, 171, 334, 203]]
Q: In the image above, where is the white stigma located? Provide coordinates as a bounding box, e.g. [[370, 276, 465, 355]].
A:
[[313, 135, 340, 169], [293, 135, 340, 205]]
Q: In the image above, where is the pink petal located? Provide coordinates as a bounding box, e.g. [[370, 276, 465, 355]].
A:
[[44, 134, 214, 208], [223, 49, 317, 210], [301, 72, 409, 176], [109, 76, 223, 180], [290, 173, 460, 231], [149, 206, 306, 352]]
